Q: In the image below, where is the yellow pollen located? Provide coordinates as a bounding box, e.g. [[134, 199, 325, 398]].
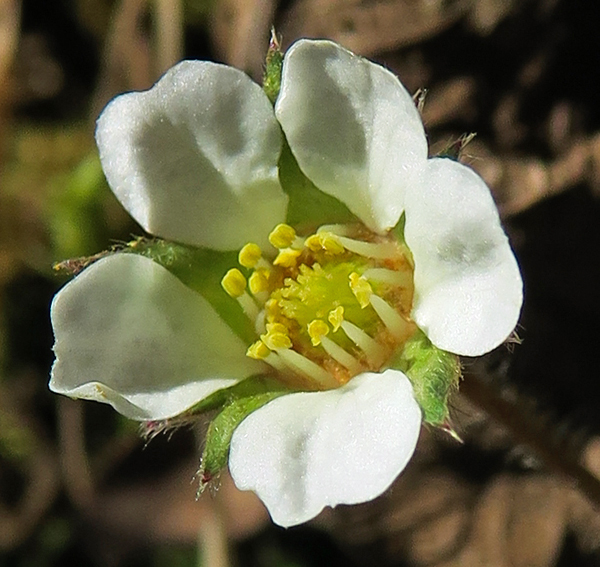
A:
[[304, 234, 321, 252], [247, 340, 270, 360], [328, 306, 345, 331], [221, 268, 247, 298], [349, 272, 373, 308], [238, 243, 262, 269], [274, 248, 302, 268], [305, 232, 345, 255], [249, 270, 270, 295], [321, 233, 345, 254], [223, 222, 417, 390], [269, 224, 297, 249], [266, 322, 287, 335], [262, 330, 292, 350], [307, 319, 329, 346]]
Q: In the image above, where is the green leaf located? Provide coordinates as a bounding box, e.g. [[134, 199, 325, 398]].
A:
[[393, 329, 461, 425], [186, 374, 290, 415]]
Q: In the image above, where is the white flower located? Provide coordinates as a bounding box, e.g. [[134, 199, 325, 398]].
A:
[[50, 39, 522, 527]]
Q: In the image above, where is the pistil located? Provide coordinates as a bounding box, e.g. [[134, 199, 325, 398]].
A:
[[222, 222, 417, 391]]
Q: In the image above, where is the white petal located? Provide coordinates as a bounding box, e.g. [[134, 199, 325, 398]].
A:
[[228, 370, 421, 527], [405, 158, 523, 356], [96, 61, 288, 251], [275, 39, 427, 233], [50, 254, 262, 419]]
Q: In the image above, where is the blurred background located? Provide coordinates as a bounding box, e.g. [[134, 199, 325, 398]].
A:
[[2, 0, 600, 565]]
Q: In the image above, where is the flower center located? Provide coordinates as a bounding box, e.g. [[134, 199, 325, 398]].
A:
[[221, 223, 416, 390]]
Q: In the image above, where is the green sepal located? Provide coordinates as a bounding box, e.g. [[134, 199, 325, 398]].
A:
[[262, 30, 284, 104], [125, 238, 256, 345], [196, 375, 292, 487], [435, 133, 477, 160], [279, 140, 358, 230], [393, 329, 461, 426], [186, 374, 290, 415], [261, 31, 358, 230]]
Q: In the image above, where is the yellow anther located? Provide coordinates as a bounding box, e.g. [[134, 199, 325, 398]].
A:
[[328, 306, 345, 331], [262, 330, 292, 350], [319, 233, 345, 255], [269, 224, 297, 249], [304, 234, 322, 252], [304, 232, 344, 254], [274, 248, 302, 268], [307, 319, 329, 346], [249, 270, 270, 295], [238, 243, 262, 269], [266, 322, 288, 335], [221, 268, 247, 298], [247, 340, 271, 360], [349, 272, 373, 308], [265, 297, 278, 314]]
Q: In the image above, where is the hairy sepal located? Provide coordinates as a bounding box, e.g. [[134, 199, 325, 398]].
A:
[[394, 329, 461, 426], [195, 376, 292, 490]]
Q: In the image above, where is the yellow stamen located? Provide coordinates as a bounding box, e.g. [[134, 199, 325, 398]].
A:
[[247, 340, 270, 360], [304, 234, 322, 252], [224, 222, 416, 389], [246, 345, 289, 376], [269, 224, 297, 249], [221, 268, 247, 298], [266, 322, 287, 335], [262, 328, 292, 350], [321, 233, 345, 254], [337, 236, 398, 260], [307, 319, 329, 346], [238, 243, 262, 269], [249, 270, 270, 295], [304, 232, 345, 255], [328, 306, 344, 331], [274, 248, 302, 268], [349, 272, 373, 308]]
